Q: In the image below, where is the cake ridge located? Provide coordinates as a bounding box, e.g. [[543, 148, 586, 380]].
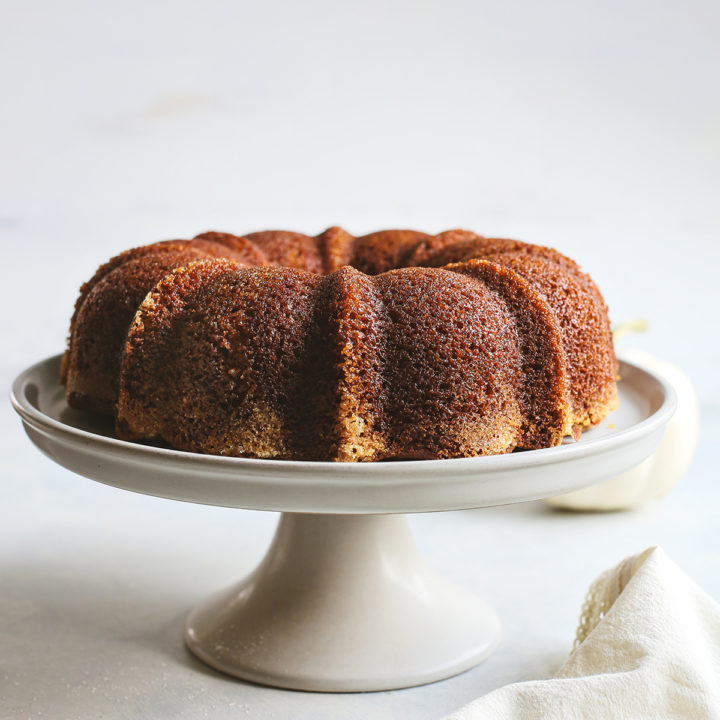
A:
[[446, 258, 572, 447]]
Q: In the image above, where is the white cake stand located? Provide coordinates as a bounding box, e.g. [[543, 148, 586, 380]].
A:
[[11, 356, 675, 692]]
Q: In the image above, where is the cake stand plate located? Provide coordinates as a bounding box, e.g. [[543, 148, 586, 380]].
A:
[[11, 356, 675, 692]]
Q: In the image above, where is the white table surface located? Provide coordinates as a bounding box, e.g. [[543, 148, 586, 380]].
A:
[[1, 1, 719, 718]]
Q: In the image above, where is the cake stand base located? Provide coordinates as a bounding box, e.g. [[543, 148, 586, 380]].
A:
[[185, 512, 500, 692]]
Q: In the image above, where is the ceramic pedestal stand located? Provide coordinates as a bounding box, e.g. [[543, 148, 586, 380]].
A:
[[12, 357, 675, 692]]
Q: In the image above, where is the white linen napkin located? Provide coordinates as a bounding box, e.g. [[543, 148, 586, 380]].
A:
[[445, 547, 720, 720]]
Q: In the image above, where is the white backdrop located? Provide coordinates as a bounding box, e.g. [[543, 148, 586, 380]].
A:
[[1, 0, 718, 404]]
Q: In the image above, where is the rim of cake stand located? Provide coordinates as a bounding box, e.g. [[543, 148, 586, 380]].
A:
[[11, 354, 676, 513]]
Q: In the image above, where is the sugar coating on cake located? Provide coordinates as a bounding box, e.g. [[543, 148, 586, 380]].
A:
[[62, 228, 618, 461]]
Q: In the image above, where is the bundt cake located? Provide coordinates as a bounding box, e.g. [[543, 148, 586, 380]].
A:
[[61, 228, 618, 461]]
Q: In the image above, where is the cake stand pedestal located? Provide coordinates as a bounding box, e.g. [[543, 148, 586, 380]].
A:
[[11, 356, 675, 692], [186, 512, 499, 691]]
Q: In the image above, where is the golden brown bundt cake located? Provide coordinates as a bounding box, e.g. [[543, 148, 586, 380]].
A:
[[62, 228, 618, 461]]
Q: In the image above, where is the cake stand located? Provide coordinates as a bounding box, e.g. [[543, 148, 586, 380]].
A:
[[11, 356, 675, 692]]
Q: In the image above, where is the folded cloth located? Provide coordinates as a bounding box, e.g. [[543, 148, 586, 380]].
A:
[[445, 547, 720, 720]]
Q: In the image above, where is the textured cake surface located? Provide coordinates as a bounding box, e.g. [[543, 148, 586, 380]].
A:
[[62, 228, 618, 461]]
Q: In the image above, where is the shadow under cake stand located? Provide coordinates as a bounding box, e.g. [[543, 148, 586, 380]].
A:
[[11, 356, 675, 692]]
